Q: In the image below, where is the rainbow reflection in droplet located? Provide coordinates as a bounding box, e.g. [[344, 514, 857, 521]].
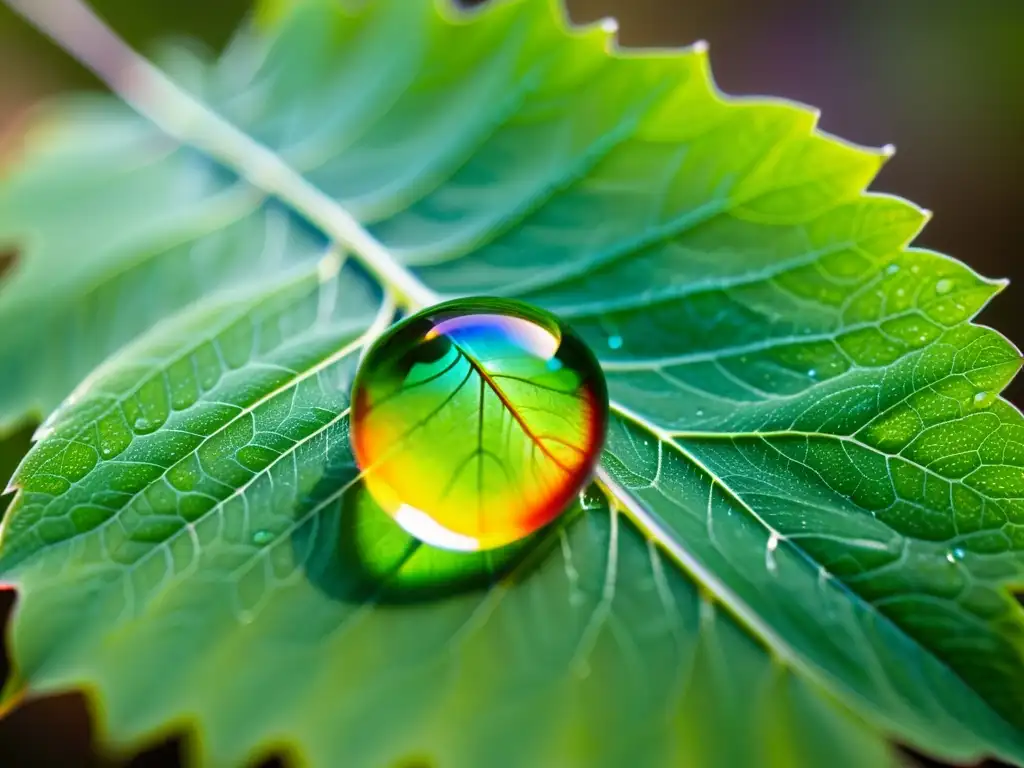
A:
[[350, 298, 608, 552]]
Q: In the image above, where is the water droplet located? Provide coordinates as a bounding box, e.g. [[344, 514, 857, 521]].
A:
[[935, 279, 954, 295], [974, 391, 989, 405], [350, 298, 608, 552], [252, 530, 274, 545], [545, 357, 563, 372], [607, 334, 623, 350], [951, 547, 966, 561], [765, 532, 780, 574], [895, 288, 905, 298], [99, 441, 116, 458], [885, 264, 900, 275], [695, 409, 704, 417], [133, 417, 149, 431], [807, 368, 817, 379]]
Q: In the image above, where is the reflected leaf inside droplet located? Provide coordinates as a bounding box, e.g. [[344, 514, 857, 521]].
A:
[[350, 297, 608, 552]]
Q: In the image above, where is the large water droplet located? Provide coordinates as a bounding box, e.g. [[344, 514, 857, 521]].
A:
[[935, 278, 954, 295], [607, 334, 623, 350], [351, 298, 608, 552]]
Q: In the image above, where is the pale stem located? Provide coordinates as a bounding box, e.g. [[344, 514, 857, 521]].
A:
[[3, 0, 441, 311]]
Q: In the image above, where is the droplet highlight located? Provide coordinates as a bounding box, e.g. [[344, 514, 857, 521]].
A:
[[351, 298, 609, 552], [935, 278, 954, 295]]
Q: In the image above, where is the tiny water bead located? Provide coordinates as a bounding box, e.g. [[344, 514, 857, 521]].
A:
[[252, 530, 275, 546], [350, 298, 608, 552]]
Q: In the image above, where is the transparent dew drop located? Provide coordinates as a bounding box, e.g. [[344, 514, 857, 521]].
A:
[[607, 334, 624, 350], [350, 297, 609, 552], [252, 530, 274, 546], [935, 278, 954, 295]]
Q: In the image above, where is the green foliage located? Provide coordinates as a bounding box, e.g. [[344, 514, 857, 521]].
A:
[[1, 0, 1023, 766]]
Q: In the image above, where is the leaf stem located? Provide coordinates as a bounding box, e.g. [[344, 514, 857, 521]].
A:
[[2, 0, 441, 311]]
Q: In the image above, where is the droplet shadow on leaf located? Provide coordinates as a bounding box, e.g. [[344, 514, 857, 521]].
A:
[[294, 461, 575, 606], [0, 246, 18, 281]]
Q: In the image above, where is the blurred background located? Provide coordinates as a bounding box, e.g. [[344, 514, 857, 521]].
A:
[[0, 0, 1021, 764]]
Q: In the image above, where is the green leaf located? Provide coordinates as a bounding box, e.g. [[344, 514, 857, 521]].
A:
[[1, 0, 1022, 766]]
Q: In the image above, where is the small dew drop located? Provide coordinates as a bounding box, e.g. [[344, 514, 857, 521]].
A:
[[885, 264, 900, 275], [935, 279, 954, 295], [765, 532, 780, 574], [573, 661, 592, 680], [895, 288, 906, 298], [252, 530, 274, 546], [133, 417, 149, 431], [607, 334, 623, 350], [951, 547, 966, 561], [807, 368, 817, 379], [545, 357, 563, 372], [911, 265, 921, 274], [974, 391, 989, 405], [99, 442, 116, 458], [695, 409, 705, 417]]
